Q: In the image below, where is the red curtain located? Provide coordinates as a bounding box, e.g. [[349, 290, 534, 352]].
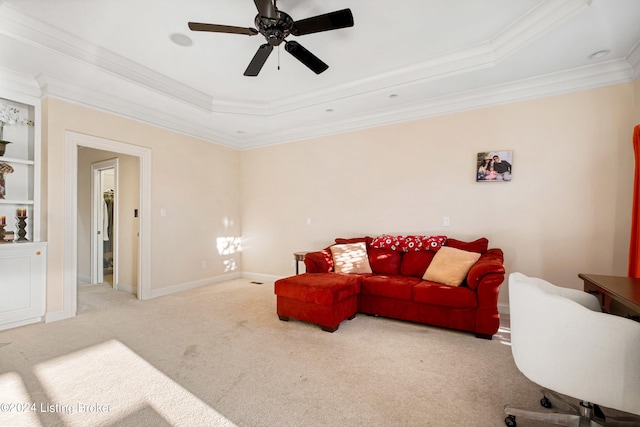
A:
[[629, 125, 640, 277]]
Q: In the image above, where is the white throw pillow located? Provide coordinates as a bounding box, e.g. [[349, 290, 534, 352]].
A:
[[330, 242, 373, 274]]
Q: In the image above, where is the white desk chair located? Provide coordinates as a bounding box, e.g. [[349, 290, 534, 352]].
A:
[[505, 272, 640, 426]]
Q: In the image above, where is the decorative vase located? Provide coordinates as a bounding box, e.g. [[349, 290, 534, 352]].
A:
[[0, 163, 13, 199]]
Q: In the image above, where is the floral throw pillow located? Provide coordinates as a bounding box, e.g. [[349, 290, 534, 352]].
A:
[[371, 235, 447, 252]]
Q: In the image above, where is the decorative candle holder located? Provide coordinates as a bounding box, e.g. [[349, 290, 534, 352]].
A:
[[16, 215, 28, 242]]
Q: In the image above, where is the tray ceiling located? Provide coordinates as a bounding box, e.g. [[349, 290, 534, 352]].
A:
[[0, 0, 638, 149]]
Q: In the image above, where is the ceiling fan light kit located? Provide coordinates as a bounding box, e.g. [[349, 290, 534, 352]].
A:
[[188, 0, 353, 76]]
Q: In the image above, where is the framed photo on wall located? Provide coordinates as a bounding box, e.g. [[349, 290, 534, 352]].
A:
[[476, 150, 513, 182]]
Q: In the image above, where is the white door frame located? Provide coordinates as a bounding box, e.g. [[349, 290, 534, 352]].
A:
[[91, 158, 119, 287], [64, 131, 151, 319]]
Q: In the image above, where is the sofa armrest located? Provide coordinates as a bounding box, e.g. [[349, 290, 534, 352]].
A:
[[303, 249, 334, 273], [469, 248, 505, 336], [466, 248, 505, 290]]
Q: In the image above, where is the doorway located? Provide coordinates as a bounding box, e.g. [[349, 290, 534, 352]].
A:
[[91, 159, 118, 288], [62, 131, 152, 321]]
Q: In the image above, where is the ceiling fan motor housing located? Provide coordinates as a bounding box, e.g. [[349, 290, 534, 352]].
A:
[[255, 11, 294, 46]]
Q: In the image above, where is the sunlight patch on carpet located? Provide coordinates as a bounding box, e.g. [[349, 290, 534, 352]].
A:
[[27, 340, 236, 426], [0, 372, 41, 426]]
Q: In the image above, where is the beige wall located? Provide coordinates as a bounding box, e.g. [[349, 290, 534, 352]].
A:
[[43, 98, 242, 313], [240, 83, 636, 306]]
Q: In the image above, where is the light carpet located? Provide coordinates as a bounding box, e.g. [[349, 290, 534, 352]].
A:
[[1, 278, 554, 426]]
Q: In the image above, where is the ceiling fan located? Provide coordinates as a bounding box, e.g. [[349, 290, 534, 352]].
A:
[[188, 0, 354, 76]]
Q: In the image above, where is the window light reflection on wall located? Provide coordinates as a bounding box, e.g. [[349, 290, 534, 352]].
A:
[[217, 237, 241, 272], [216, 237, 241, 255]]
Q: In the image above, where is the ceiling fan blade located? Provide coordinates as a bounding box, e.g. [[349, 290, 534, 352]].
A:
[[284, 41, 328, 74], [253, 0, 277, 18], [291, 9, 354, 36], [188, 22, 258, 36], [244, 44, 274, 76]]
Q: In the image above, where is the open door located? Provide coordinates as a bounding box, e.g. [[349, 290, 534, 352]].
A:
[[91, 158, 118, 288]]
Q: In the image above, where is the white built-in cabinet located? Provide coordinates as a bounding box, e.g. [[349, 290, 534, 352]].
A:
[[0, 94, 46, 331], [0, 242, 47, 330]]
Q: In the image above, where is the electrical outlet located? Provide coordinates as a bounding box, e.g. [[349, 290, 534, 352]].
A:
[[443, 217, 450, 227], [202, 261, 207, 269]]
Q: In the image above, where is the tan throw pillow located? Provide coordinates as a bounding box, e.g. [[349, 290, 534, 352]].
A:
[[422, 246, 481, 287], [330, 242, 373, 274]]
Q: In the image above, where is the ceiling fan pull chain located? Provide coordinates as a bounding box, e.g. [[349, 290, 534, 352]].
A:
[[278, 45, 281, 70]]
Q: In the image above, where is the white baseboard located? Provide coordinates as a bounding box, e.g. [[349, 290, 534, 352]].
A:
[[498, 302, 510, 315], [148, 272, 242, 299], [0, 316, 42, 331], [45, 309, 72, 324]]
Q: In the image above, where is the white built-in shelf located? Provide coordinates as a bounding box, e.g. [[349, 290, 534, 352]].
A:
[[0, 93, 45, 331], [0, 156, 35, 165], [0, 200, 34, 205]]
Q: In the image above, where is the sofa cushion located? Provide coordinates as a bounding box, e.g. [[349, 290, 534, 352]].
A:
[[446, 237, 488, 254], [422, 247, 481, 287], [330, 242, 373, 274], [275, 273, 361, 305], [399, 251, 436, 278], [413, 281, 477, 309], [360, 275, 422, 300], [368, 247, 402, 275]]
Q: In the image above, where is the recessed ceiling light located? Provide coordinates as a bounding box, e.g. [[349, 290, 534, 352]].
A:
[[588, 49, 610, 60], [170, 33, 193, 47]]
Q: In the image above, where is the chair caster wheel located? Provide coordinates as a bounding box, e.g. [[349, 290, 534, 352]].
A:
[[505, 415, 517, 426], [540, 396, 552, 408]]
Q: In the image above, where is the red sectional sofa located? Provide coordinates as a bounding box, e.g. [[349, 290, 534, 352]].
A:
[[274, 236, 505, 339]]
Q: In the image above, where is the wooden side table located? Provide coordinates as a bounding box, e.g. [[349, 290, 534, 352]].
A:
[[294, 252, 308, 274], [579, 273, 640, 321]]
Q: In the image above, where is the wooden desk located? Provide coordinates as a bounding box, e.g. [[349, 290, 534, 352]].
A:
[[579, 273, 640, 321]]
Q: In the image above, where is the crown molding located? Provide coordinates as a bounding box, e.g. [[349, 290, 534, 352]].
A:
[[237, 59, 634, 149], [0, 66, 42, 101], [0, 3, 213, 112], [0, 0, 593, 118], [35, 74, 238, 148], [491, 0, 592, 60], [29, 56, 636, 151], [628, 40, 640, 80]]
